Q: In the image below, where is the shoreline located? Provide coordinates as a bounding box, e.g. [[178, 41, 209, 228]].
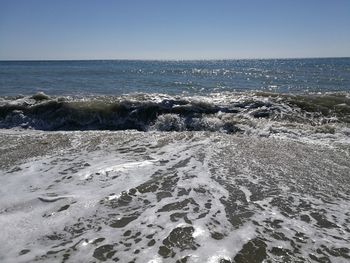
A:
[[1, 130, 349, 262]]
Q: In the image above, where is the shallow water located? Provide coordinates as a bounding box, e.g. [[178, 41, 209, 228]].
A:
[[0, 130, 349, 262]]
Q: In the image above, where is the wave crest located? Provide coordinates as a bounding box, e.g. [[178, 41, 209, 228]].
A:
[[0, 92, 349, 138]]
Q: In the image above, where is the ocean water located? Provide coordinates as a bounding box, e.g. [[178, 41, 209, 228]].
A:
[[1, 58, 350, 96], [0, 59, 350, 263]]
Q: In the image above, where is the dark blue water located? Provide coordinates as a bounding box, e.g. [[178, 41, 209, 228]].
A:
[[1, 58, 349, 96]]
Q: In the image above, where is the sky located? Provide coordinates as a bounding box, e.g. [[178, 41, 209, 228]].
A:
[[0, 0, 349, 60]]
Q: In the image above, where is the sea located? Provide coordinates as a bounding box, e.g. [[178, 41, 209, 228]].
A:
[[0, 58, 350, 263]]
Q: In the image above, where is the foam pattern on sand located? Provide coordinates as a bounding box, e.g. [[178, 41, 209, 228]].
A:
[[0, 130, 349, 262]]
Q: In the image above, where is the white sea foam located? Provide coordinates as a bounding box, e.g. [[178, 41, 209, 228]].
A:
[[0, 130, 349, 262]]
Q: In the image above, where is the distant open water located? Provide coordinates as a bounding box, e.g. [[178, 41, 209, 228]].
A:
[[1, 58, 350, 96]]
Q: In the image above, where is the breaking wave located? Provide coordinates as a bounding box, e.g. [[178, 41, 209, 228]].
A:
[[1, 92, 349, 138]]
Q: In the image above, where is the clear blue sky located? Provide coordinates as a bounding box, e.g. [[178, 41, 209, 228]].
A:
[[0, 0, 349, 60]]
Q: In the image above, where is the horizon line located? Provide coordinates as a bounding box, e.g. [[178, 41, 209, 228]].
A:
[[0, 56, 349, 62]]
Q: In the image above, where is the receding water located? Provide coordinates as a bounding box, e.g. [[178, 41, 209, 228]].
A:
[[0, 131, 349, 262]]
